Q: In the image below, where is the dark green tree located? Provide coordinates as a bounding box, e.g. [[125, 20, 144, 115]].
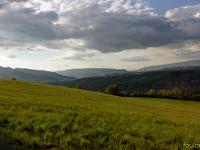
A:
[[105, 84, 121, 96], [75, 84, 83, 89]]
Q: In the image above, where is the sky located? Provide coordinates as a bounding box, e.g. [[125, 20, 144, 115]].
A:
[[0, 0, 199, 71]]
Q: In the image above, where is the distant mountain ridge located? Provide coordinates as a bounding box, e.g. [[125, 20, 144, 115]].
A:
[[1, 60, 200, 83], [57, 68, 128, 78], [137, 60, 200, 72], [0, 66, 74, 83]]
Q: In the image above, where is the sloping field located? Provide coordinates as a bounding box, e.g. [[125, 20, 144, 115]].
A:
[[0, 80, 199, 149]]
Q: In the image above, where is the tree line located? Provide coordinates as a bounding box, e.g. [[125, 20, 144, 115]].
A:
[[104, 84, 200, 101]]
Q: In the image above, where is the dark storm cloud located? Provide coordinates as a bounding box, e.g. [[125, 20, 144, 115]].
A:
[[0, 0, 199, 53], [58, 3, 200, 52], [0, 8, 61, 42]]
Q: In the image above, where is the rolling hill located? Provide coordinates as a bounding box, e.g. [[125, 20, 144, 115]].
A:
[[0, 80, 200, 149], [0, 66, 74, 83], [137, 60, 200, 72], [52, 68, 200, 91], [57, 68, 128, 78], [52, 68, 200, 100]]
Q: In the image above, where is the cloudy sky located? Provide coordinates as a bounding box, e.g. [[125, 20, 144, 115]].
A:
[[0, 0, 199, 71]]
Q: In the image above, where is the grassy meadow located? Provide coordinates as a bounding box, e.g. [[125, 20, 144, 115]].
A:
[[0, 80, 200, 149]]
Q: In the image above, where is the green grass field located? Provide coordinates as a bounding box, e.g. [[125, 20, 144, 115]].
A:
[[0, 80, 200, 149]]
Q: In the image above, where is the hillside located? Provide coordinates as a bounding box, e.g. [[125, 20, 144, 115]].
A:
[[54, 68, 200, 91], [55, 68, 200, 100], [0, 80, 200, 149], [57, 68, 128, 78], [138, 60, 200, 72], [0, 67, 74, 83]]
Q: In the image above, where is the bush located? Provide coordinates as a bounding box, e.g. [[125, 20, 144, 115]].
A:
[[105, 84, 121, 96], [75, 84, 83, 89]]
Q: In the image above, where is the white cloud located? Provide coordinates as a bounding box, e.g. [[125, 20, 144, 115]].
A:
[[194, 12, 200, 18], [121, 55, 150, 62], [50, 50, 96, 61], [165, 5, 200, 21]]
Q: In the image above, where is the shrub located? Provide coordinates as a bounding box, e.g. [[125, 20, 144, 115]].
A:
[[105, 84, 121, 96], [75, 84, 83, 89]]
